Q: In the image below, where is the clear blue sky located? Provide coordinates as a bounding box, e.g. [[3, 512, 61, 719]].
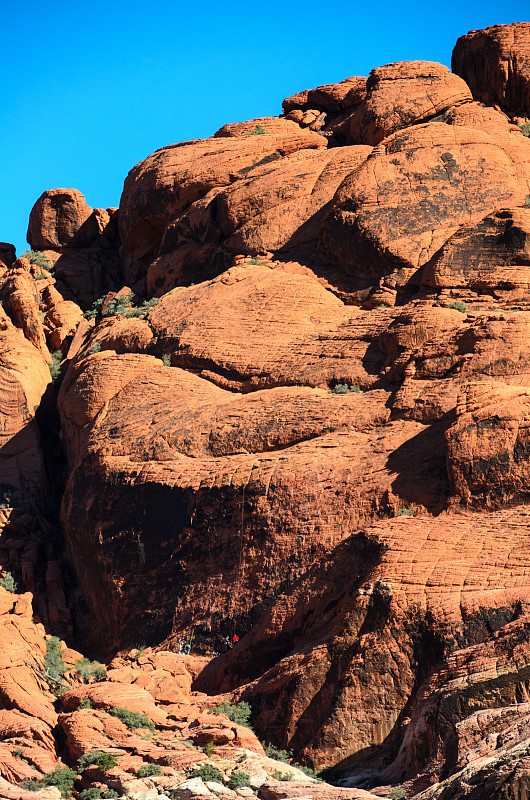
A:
[[2, 1, 528, 254]]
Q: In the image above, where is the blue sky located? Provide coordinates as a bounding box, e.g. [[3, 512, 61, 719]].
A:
[[2, 1, 528, 254]]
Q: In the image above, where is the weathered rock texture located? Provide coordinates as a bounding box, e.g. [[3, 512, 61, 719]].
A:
[[26, 190, 123, 308], [320, 123, 530, 298], [452, 22, 530, 114], [6, 19, 530, 800], [119, 130, 327, 285], [348, 61, 472, 145]]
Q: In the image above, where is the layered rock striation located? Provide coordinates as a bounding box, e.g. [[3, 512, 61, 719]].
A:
[[2, 19, 530, 800]]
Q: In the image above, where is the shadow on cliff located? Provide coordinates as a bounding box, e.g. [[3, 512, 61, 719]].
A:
[[386, 419, 451, 513], [194, 530, 389, 694]]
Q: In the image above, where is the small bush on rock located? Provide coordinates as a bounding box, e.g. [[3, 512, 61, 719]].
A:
[[23, 766, 77, 798], [108, 706, 154, 731], [264, 743, 292, 762], [211, 700, 252, 728], [187, 763, 224, 783], [21, 249, 51, 271], [396, 507, 414, 517], [331, 382, 362, 394], [520, 122, 530, 137], [297, 765, 320, 779], [228, 771, 251, 789], [447, 300, 467, 313], [0, 491, 14, 508], [78, 697, 92, 709], [49, 351, 63, 382], [78, 749, 118, 772], [203, 741, 215, 757], [0, 572, 17, 593], [44, 636, 66, 680], [76, 657, 106, 683], [137, 763, 162, 777], [84, 296, 106, 320], [389, 789, 408, 800], [79, 789, 119, 800], [244, 124, 266, 135], [272, 770, 294, 781]]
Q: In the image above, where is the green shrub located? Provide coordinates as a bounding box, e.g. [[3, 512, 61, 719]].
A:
[[44, 636, 66, 680], [84, 296, 106, 320], [21, 249, 51, 271], [13, 746, 29, 765], [76, 657, 106, 683], [263, 743, 292, 762], [104, 293, 161, 320], [228, 771, 251, 789], [331, 382, 362, 394], [49, 351, 63, 382], [162, 353, 171, 366], [137, 763, 162, 777], [389, 789, 408, 800], [296, 765, 319, 778], [78, 697, 92, 709], [79, 789, 119, 800], [244, 124, 266, 135], [211, 700, 252, 728], [447, 300, 467, 313], [187, 763, 224, 783], [21, 779, 42, 791], [89, 342, 102, 355], [520, 122, 530, 137], [108, 706, 154, 731], [22, 766, 77, 798], [0, 572, 17, 593], [396, 508, 414, 517], [78, 749, 118, 772], [248, 257, 268, 265], [79, 790, 102, 800], [272, 770, 294, 781], [526, 194, 530, 208], [203, 741, 215, 757]]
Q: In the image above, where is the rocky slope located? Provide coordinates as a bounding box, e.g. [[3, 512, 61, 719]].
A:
[[1, 18, 530, 800]]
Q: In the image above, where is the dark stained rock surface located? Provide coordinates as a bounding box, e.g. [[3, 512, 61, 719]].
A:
[[348, 61, 472, 145], [452, 22, 530, 114]]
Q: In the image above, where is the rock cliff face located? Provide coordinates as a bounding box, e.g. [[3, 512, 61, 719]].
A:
[[2, 18, 530, 800]]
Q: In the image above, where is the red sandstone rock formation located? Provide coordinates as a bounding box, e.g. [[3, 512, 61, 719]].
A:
[[348, 61, 472, 145], [5, 19, 530, 800], [452, 22, 530, 114]]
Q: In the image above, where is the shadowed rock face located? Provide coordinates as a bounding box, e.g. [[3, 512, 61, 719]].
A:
[[6, 20, 530, 800]]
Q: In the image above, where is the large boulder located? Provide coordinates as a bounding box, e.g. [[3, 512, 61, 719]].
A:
[[282, 76, 367, 114], [320, 122, 530, 296], [348, 61, 472, 145], [27, 189, 93, 250], [147, 145, 372, 294], [118, 130, 327, 282], [452, 22, 530, 114]]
